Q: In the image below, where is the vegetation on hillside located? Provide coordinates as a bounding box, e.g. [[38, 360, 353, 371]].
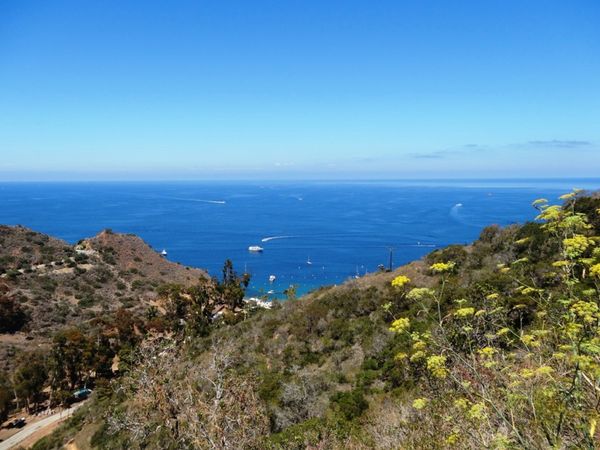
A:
[[6, 190, 600, 449], [0, 255, 238, 434], [0, 227, 206, 341], [92, 190, 599, 449]]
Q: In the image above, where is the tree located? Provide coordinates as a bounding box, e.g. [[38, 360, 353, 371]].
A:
[[0, 374, 13, 423], [219, 259, 250, 310], [50, 328, 89, 392], [187, 280, 216, 336], [13, 352, 47, 413], [114, 308, 139, 347], [283, 284, 298, 301]]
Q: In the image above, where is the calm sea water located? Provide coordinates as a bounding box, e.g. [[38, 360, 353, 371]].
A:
[[0, 179, 598, 298]]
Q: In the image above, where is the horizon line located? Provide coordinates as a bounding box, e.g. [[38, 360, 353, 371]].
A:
[[1, 176, 599, 184]]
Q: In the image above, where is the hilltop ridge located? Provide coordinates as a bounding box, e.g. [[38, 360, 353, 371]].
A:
[[0, 226, 207, 370]]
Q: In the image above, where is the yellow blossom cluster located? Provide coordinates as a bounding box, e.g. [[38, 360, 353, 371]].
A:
[[521, 334, 540, 348], [412, 339, 427, 351], [536, 204, 561, 222], [391, 274, 411, 289], [426, 355, 448, 378], [455, 307, 475, 318], [520, 366, 554, 379], [467, 402, 487, 421], [520, 286, 543, 295], [478, 346, 496, 358], [496, 327, 511, 336], [389, 317, 410, 333], [453, 398, 469, 410], [445, 433, 459, 445], [407, 287, 435, 301], [535, 366, 554, 376], [429, 261, 456, 273], [394, 352, 408, 361], [412, 398, 428, 410], [563, 234, 594, 258], [570, 300, 600, 324]]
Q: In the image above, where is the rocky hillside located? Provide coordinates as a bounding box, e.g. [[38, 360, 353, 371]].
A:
[[0, 226, 207, 369]]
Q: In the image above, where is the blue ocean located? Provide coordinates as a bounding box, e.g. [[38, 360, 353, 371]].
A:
[[0, 179, 598, 298]]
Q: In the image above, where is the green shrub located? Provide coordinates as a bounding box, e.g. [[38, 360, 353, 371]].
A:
[[329, 389, 368, 420]]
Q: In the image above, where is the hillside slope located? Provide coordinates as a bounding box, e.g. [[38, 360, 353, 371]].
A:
[[75, 192, 600, 450], [23, 191, 600, 449], [0, 226, 207, 370]]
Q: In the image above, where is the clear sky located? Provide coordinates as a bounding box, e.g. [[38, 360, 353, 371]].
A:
[[0, 0, 599, 180]]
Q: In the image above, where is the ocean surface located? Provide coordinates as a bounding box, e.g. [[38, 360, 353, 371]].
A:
[[1, 179, 598, 298]]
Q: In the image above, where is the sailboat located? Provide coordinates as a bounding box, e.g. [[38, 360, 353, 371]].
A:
[[307, 256, 313, 265]]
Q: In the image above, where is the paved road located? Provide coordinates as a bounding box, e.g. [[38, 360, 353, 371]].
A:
[[0, 403, 83, 450]]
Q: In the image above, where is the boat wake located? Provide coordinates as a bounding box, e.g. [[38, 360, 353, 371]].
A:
[[449, 202, 478, 227], [261, 235, 294, 242], [449, 203, 464, 221], [412, 243, 436, 248], [164, 196, 226, 204], [199, 199, 226, 204]]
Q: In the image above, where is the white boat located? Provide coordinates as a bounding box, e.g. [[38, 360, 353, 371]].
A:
[[248, 245, 264, 252], [160, 249, 168, 256], [307, 256, 312, 265], [269, 275, 276, 283]]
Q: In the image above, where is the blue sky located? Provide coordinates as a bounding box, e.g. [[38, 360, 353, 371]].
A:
[[0, 0, 599, 180]]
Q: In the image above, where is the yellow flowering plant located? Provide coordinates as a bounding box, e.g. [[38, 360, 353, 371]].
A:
[[389, 317, 410, 333], [430, 261, 456, 273], [377, 191, 600, 448], [391, 274, 411, 289]]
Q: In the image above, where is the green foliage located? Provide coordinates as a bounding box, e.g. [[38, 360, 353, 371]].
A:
[[0, 374, 13, 422], [265, 417, 330, 449], [13, 351, 48, 412], [258, 370, 283, 404], [426, 244, 468, 268], [329, 389, 368, 420], [219, 258, 250, 309]]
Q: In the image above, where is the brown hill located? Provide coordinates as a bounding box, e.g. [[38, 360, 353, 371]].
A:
[[82, 229, 206, 287], [0, 226, 208, 370]]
